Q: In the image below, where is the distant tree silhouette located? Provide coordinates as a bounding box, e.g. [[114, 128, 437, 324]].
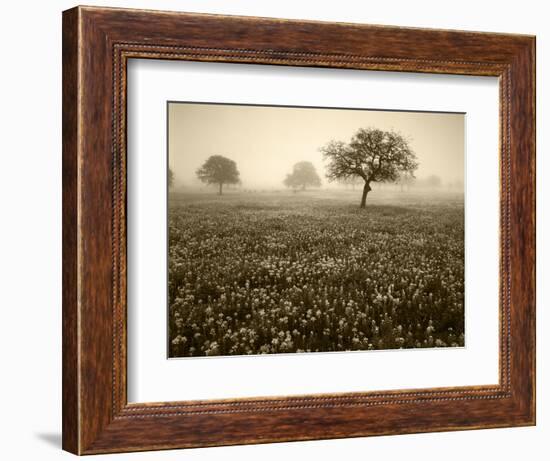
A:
[[321, 128, 418, 208], [196, 155, 240, 195], [397, 172, 416, 192], [168, 167, 174, 188], [338, 176, 363, 190], [283, 161, 321, 191], [425, 174, 442, 188]]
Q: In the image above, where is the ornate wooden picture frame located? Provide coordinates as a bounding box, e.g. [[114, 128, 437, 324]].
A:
[[62, 5, 535, 455]]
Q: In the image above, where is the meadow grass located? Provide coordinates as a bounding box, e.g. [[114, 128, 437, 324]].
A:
[[168, 189, 464, 357]]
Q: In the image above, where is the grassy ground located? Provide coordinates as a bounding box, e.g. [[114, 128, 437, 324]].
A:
[[168, 189, 464, 357]]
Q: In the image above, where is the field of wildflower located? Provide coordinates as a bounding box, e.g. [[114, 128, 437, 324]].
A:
[[168, 190, 464, 357]]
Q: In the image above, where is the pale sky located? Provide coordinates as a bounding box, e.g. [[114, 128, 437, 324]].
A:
[[168, 102, 464, 189]]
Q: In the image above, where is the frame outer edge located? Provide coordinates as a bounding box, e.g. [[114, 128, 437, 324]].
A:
[[531, 36, 537, 425], [62, 6, 81, 455], [500, 37, 535, 423], [63, 6, 536, 454]]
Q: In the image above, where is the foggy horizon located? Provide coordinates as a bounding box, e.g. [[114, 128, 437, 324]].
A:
[[168, 102, 464, 190]]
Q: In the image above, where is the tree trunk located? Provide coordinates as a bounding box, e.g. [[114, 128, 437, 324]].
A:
[[218, 182, 223, 195], [360, 181, 371, 208]]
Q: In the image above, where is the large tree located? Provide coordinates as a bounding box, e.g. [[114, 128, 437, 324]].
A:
[[321, 128, 418, 208], [283, 161, 321, 191], [196, 155, 240, 195]]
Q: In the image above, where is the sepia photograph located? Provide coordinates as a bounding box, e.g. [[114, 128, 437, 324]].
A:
[[167, 102, 465, 358]]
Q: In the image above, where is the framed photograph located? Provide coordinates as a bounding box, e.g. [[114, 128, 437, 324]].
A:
[[62, 6, 535, 455]]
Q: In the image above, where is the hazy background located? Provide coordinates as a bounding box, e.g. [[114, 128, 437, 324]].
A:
[[168, 102, 464, 190]]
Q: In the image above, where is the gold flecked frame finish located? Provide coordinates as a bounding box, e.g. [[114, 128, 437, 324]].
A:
[[62, 6, 535, 455]]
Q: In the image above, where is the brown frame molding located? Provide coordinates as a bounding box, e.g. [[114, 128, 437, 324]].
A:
[[62, 5, 535, 455]]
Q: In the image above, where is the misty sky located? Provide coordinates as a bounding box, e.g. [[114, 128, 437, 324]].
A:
[[168, 102, 464, 189]]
